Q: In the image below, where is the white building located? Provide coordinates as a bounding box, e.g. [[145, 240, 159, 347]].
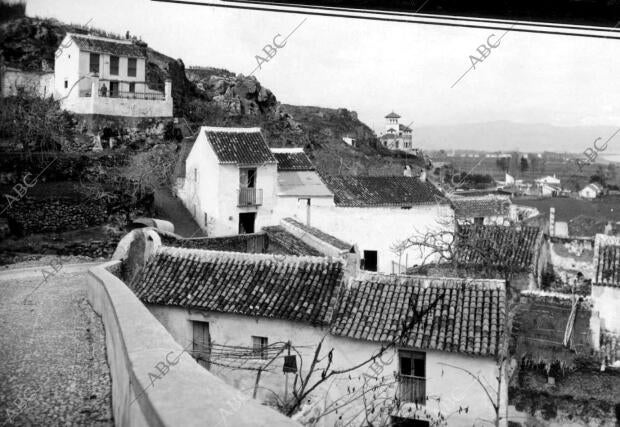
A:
[[131, 241, 508, 427], [178, 127, 278, 236], [379, 111, 414, 151], [450, 194, 516, 226], [0, 65, 54, 98], [308, 175, 454, 273], [535, 175, 561, 186], [270, 148, 335, 225], [54, 33, 172, 117], [579, 183, 603, 199]]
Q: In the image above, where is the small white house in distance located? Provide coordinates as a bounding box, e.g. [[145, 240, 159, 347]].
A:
[[579, 183, 603, 199], [54, 33, 172, 117], [310, 175, 454, 273], [270, 148, 334, 225], [179, 127, 278, 236], [535, 175, 561, 186], [342, 136, 356, 147]]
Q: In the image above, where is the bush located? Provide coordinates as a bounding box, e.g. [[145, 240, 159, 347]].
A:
[[0, 94, 75, 151]]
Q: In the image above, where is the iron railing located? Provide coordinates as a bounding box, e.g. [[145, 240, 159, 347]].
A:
[[398, 374, 426, 404], [238, 188, 263, 207]]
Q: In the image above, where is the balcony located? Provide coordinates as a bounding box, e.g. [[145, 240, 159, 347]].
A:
[[238, 188, 263, 207], [397, 374, 426, 404]]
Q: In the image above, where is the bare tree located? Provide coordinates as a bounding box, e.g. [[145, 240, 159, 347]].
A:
[[277, 292, 447, 425]]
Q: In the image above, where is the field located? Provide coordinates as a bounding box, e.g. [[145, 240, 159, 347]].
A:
[[514, 196, 620, 222]]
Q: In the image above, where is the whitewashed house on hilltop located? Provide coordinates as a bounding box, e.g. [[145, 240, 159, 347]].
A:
[[270, 148, 334, 225], [179, 127, 278, 236], [379, 111, 414, 152], [54, 33, 172, 117]]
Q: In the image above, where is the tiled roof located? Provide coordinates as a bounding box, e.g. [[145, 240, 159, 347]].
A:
[[271, 149, 315, 171], [454, 225, 541, 271], [323, 176, 447, 207], [451, 195, 511, 218], [132, 247, 343, 325], [204, 127, 277, 165], [385, 112, 401, 119], [380, 134, 397, 140], [69, 34, 146, 58], [263, 226, 323, 256], [594, 244, 620, 287], [282, 218, 352, 251], [331, 275, 506, 357]]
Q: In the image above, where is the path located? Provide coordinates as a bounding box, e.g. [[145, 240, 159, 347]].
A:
[[153, 186, 206, 238], [0, 263, 113, 426]]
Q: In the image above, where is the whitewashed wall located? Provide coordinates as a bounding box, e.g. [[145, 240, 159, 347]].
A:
[[310, 203, 455, 273], [146, 304, 504, 427]]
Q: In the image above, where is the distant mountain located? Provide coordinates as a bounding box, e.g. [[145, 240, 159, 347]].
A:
[[413, 121, 619, 154]]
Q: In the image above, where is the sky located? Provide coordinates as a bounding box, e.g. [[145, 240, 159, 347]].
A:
[[25, 0, 620, 134]]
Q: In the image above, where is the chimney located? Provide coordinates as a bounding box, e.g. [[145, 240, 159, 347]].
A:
[[419, 169, 427, 182], [403, 165, 412, 177], [549, 207, 555, 237]]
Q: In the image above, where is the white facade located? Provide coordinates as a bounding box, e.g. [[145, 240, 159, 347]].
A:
[[180, 127, 278, 236], [54, 33, 172, 117], [579, 184, 602, 199], [306, 203, 454, 273], [1, 67, 54, 98], [147, 304, 506, 427]]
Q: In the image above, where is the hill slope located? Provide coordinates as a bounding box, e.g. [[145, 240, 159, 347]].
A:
[[0, 13, 426, 175]]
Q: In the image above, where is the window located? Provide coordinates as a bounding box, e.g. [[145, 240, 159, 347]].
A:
[[194, 168, 198, 182], [129, 82, 135, 93], [204, 212, 208, 226], [127, 57, 137, 77], [110, 55, 119, 75], [192, 321, 211, 369], [398, 350, 426, 404], [89, 53, 100, 74], [64, 80, 68, 89], [252, 336, 268, 359], [239, 168, 257, 188], [363, 250, 378, 272]]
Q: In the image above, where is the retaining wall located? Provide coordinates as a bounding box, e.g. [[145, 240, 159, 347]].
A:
[[87, 260, 298, 427]]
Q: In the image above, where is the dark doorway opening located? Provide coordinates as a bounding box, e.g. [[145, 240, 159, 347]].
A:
[[391, 417, 429, 427], [109, 81, 119, 97], [192, 321, 211, 370], [239, 212, 256, 234], [363, 250, 378, 272]]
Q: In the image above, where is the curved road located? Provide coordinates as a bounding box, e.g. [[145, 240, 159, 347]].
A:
[[0, 262, 113, 426]]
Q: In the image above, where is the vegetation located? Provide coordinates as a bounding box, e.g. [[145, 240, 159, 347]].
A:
[[0, 94, 76, 152]]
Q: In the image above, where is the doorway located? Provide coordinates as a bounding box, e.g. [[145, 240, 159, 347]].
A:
[[192, 321, 211, 370], [239, 212, 256, 234], [109, 81, 119, 97], [363, 250, 378, 272]]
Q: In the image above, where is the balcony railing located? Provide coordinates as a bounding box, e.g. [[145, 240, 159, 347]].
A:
[[108, 91, 165, 100], [398, 375, 426, 404], [238, 188, 263, 207]]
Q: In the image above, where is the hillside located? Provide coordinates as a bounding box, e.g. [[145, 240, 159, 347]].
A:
[[0, 14, 426, 176]]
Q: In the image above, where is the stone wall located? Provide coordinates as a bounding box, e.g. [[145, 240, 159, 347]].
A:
[[159, 232, 268, 253]]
